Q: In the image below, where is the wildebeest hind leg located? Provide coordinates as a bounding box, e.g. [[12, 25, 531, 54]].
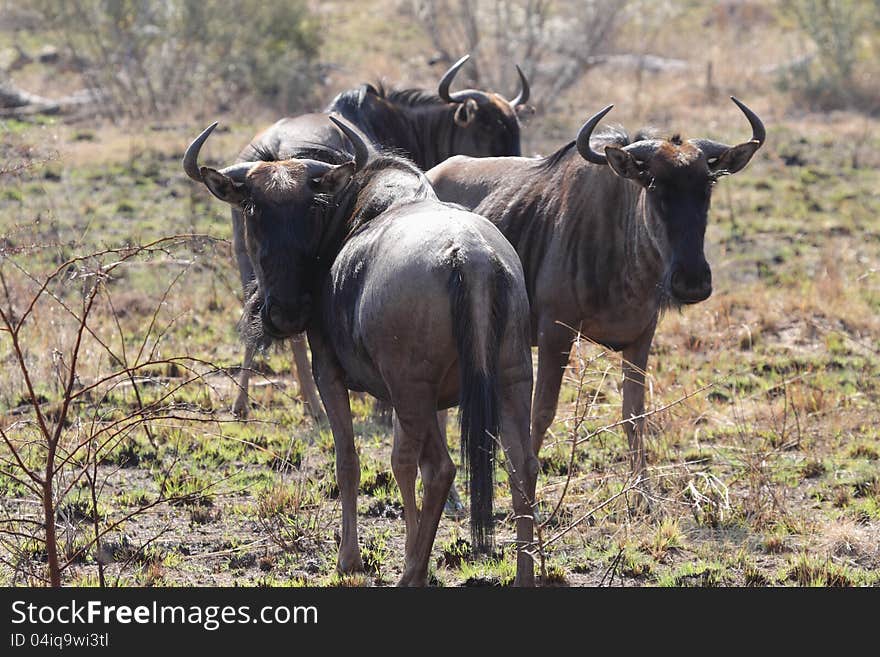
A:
[[394, 399, 454, 586], [391, 411, 421, 576], [500, 376, 538, 586]]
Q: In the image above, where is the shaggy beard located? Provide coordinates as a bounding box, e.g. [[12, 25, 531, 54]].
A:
[[657, 271, 684, 315], [238, 281, 277, 351]]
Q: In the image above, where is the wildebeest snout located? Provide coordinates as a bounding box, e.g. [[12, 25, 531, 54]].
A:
[[260, 294, 312, 338], [670, 262, 712, 304]]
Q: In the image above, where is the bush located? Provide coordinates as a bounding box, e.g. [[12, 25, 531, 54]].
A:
[[34, 0, 323, 119], [778, 0, 880, 113]]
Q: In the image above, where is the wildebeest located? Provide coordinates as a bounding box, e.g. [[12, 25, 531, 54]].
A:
[[428, 97, 765, 497], [228, 55, 531, 420], [182, 116, 539, 586]]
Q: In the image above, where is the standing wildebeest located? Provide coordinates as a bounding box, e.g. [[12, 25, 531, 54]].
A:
[[229, 55, 531, 420], [428, 97, 765, 495], [183, 116, 539, 586]]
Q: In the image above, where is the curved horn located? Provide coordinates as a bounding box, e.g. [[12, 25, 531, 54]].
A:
[[183, 122, 218, 182], [438, 54, 470, 103], [510, 64, 530, 106], [575, 104, 615, 165], [690, 96, 766, 161], [328, 115, 369, 170], [731, 96, 765, 145]]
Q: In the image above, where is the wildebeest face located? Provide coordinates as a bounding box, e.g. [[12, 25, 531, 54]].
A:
[[606, 143, 715, 305], [437, 56, 530, 158], [645, 147, 714, 304], [202, 160, 355, 338], [575, 97, 765, 306], [451, 92, 523, 157]]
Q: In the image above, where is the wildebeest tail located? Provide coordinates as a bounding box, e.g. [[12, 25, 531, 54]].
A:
[[448, 252, 509, 554]]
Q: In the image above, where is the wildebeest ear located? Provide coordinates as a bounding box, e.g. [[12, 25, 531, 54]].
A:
[[453, 98, 478, 127], [201, 167, 247, 204], [515, 104, 536, 122], [604, 146, 648, 182], [313, 162, 355, 194], [709, 141, 760, 176]]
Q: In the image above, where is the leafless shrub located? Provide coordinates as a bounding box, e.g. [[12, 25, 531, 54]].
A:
[[0, 235, 243, 586], [501, 334, 708, 581], [30, 0, 323, 120], [410, 0, 631, 113], [777, 0, 880, 113]]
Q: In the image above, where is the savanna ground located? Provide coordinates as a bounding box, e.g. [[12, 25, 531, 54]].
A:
[[1, 1, 878, 587]]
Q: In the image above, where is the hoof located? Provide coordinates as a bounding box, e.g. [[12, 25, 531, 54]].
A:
[[397, 571, 428, 587], [443, 486, 466, 519], [232, 397, 250, 420], [627, 481, 653, 516], [305, 404, 327, 424], [337, 553, 364, 575]]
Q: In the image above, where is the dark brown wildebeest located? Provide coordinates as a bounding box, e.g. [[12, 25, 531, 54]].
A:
[[428, 97, 765, 498], [229, 55, 531, 420], [183, 116, 538, 586]]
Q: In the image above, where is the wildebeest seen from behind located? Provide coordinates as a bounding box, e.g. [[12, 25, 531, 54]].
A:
[[428, 97, 765, 499], [182, 116, 539, 586], [228, 55, 531, 420]]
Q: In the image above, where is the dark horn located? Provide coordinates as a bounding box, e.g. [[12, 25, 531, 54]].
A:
[[691, 97, 766, 161], [510, 64, 530, 107], [328, 115, 369, 170], [575, 104, 615, 165], [438, 54, 470, 103], [730, 96, 765, 146], [182, 122, 218, 182]]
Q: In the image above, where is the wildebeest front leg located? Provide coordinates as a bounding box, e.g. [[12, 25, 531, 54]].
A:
[[231, 206, 256, 419], [531, 319, 575, 456], [232, 342, 255, 418], [309, 332, 363, 574], [622, 318, 657, 510], [500, 375, 538, 586], [290, 336, 326, 423]]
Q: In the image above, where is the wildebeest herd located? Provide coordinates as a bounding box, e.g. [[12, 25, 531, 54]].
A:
[[182, 55, 764, 586]]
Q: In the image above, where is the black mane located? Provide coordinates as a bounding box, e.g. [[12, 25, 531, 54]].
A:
[[250, 142, 279, 162], [382, 86, 447, 109], [538, 141, 576, 171], [243, 139, 351, 166], [327, 82, 446, 116], [339, 153, 430, 230], [537, 125, 649, 172]]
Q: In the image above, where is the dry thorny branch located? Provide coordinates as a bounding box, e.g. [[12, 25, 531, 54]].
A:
[[0, 235, 253, 586], [493, 331, 717, 584]]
